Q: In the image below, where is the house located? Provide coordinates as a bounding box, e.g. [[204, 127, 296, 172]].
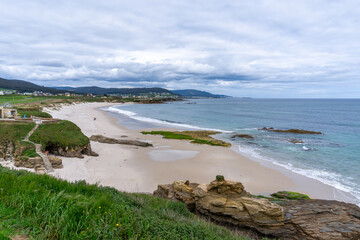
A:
[[0, 91, 4, 95], [0, 107, 17, 118]]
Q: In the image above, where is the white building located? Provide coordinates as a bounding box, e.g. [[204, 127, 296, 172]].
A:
[[0, 107, 17, 118]]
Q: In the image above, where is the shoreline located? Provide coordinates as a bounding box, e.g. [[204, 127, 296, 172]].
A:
[[46, 102, 357, 204]]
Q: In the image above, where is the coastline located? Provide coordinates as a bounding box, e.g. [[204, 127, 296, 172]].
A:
[[46, 102, 357, 204]]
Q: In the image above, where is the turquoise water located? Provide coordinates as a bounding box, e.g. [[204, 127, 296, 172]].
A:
[[106, 98, 360, 204]]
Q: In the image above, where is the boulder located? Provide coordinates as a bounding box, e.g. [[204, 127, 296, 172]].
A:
[[48, 156, 63, 169], [153, 178, 360, 239], [90, 135, 152, 147], [154, 180, 199, 211]]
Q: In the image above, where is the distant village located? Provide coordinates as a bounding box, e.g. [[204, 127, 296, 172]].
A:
[[0, 89, 178, 99]]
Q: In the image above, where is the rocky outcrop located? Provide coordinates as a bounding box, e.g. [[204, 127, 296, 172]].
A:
[[154, 180, 199, 211], [154, 178, 360, 239], [261, 127, 322, 134], [14, 156, 42, 168], [48, 156, 63, 169], [89, 135, 152, 147], [231, 134, 254, 139], [14, 155, 63, 169], [50, 143, 98, 158], [277, 199, 360, 240]]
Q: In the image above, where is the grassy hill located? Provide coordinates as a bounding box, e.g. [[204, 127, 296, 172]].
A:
[[29, 120, 89, 150], [55, 86, 176, 96], [0, 166, 247, 239], [171, 89, 230, 98], [0, 78, 63, 94]]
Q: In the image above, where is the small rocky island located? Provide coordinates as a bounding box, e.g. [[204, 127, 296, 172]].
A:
[[261, 127, 323, 134]]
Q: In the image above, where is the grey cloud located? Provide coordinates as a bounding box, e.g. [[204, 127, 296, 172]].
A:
[[0, 0, 359, 97]]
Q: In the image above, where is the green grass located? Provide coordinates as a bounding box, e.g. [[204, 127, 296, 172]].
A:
[[29, 120, 89, 150], [271, 191, 310, 200], [142, 131, 231, 147], [0, 122, 35, 143], [17, 110, 52, 118], [0, 95, 49, 105], [20, 143, 39, 157], [0, 166, 247, 239]]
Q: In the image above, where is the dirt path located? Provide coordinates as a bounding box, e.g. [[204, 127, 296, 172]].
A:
[[23, 124, 54, 173]]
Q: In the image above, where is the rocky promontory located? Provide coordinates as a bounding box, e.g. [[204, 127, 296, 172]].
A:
[[49, 143, 98, 158], [154, 178, 360, 239]]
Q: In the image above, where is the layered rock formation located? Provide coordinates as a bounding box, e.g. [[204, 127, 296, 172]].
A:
[[14, 156, 42, 168], [154, 178, 360, 239], [50, 143, 98, 158], [48, 156, 63, 169], [89, 135, 153, 147]]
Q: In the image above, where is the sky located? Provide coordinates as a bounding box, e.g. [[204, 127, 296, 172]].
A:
[[0, 0, 359, 98]]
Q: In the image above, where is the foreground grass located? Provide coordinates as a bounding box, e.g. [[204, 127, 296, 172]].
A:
[[29, 120, 89, 150], [0, 166, 246, 239], [142, 131, 231, 147]]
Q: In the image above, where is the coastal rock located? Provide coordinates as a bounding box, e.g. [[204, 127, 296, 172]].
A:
[[231, 134, 254, 139], [277, 199, 360, 240], [48, 156, 63, 169], [89, 135, 153, 147], [288, 138, 304, 144], [14, 156, 43, 168], [82, 143, 99, 157], [261, 127, 322, 134], [154, 180, 199, 211], [51, 143, 98, 158], [194, 179, 284, 235], [153, 178, 360, 239]]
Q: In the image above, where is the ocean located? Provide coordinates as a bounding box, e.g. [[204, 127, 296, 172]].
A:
[[105, 98, 360, 205]]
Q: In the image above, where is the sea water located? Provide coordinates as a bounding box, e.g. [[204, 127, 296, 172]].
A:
[[106, 98, 360, 204]]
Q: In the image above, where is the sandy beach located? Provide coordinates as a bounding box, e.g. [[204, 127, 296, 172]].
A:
[[46, 102, 356, 202]]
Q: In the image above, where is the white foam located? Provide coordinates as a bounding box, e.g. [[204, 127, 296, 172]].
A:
[[302, 146, 310, 151], [105, 106, 232, 133], [235, 127, 258, 131], [237, 144, 360, 206]]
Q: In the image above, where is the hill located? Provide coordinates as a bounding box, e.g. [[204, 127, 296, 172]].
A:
[[55, 86, 176, 96], [0, 77, 63, 94], [171, 89, 230, 98]]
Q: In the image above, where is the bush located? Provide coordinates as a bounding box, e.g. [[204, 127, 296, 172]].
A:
[[216, 175, 225, 181]]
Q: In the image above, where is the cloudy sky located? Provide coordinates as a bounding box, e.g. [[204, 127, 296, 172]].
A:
[[0, 0, 359, 97]]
